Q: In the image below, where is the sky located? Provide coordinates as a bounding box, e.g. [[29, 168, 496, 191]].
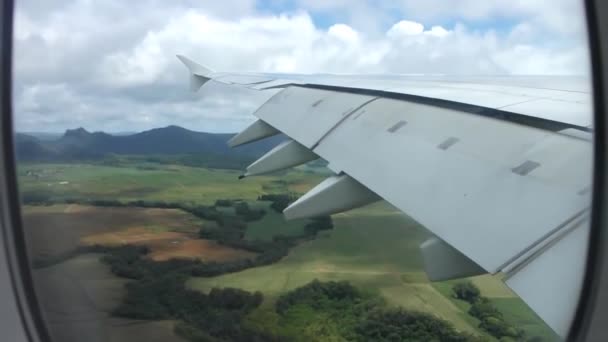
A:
[[13, 0, 591, 133]]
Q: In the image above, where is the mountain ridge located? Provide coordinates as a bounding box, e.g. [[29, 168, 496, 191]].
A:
[[15, 125, 284, 167]]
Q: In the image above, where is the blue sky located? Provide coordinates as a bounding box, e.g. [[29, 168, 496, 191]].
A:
[[256, 0, 519, 34]]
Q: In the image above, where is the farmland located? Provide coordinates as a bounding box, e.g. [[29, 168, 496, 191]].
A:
[[19, 162, 555, 341], [18, 163, 323, 205], [33, 253, 186, 342], [22, 204, 254, 265], [23, 205, 197, 260], [188, 202, 516, 336]]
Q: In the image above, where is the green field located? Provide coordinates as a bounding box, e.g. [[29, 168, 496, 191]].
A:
[[492, 298, 560, 341], [19, 162, 556, 340], [18, 163, 323, 205], [189, 202, 533, 336]]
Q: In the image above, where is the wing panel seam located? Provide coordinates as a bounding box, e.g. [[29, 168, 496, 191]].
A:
[[310, 96, 379, 150]]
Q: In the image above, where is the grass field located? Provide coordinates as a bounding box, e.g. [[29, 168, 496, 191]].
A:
[[190, 203, 430, 292], [189, 201, 554, 338], [492, 298, 560, 341], [432, 278, 557, 340], [19, 163, 323, 205], [189, 202, 493, 335]]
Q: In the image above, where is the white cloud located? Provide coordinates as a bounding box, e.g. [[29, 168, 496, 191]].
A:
[[387, 20, 425, 36], [12, 0, 590, 133], [328, 24, 359, 43]]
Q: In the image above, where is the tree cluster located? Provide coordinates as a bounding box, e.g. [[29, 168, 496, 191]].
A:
[[98, 245, 265, 341], [452, 281, 481, 303], [257, 193, 296, 213], [23, 196, 269, 228], [272, 280, 478, 342], [233, 202, 266, 221], [357, 309, 475, 342], [304, 216, 334, 235], [452, 282, 526, 340]]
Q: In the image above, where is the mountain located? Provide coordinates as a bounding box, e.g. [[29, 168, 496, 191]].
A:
[[14, 133, 58, 161], [14, 126, 285, 167], [19, 132, 63, 141]]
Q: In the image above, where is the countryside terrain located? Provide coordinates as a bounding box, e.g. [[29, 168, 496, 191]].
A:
[[16, 127, 557, 341]]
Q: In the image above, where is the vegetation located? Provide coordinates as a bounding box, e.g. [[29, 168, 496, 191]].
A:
[[233, 201, 266, 221], [453, 281, 481, 303], [258, 193, 297, 213], [303, 215, 334, 235], [357, 309, 476, 342], [264, 280, 479, 341], [94, 245, 265, 341], [23, 190, 330, 273], [244, 203, 310, 241], [54, 195, 335, 341], [54, 196, 333, 278], [198, 211, 334, 269], [450, 282, 526, 340], [21, 195, 262, 226]]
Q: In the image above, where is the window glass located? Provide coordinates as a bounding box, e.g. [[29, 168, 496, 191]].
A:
[[14, 1, 592, 341]]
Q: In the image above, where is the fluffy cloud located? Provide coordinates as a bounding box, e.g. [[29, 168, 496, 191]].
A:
[[13, 0, 590, 133]]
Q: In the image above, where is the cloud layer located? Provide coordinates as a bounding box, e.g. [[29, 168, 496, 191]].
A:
[[13, 0, 590, 133]]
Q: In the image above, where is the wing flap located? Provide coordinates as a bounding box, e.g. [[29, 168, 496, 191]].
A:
[[420, 237, 487, 281], [283, 174, 381, 220], [227, 119, 280, 147], [505, 215, 589, 336], [244, 139, 318, 177]]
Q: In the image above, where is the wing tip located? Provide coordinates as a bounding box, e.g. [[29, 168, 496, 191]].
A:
[[176, 54, 213, 77]]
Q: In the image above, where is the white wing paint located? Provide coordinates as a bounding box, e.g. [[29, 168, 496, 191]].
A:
[[177, 55, 593, 337]]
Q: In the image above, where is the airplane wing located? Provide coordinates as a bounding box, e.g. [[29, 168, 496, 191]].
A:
[[177, 55, 593, 337]]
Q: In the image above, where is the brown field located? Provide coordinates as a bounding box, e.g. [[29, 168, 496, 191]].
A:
[[147, 238, 257, 262], [82, 227, 256, 262], [23, 204, 253, 264], [33, 254, 186, 342]]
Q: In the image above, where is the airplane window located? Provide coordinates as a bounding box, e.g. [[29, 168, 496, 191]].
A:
[[12, 1, 593, 341]]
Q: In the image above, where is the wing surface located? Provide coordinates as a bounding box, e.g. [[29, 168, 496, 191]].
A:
[[178, 55, 593, 336]]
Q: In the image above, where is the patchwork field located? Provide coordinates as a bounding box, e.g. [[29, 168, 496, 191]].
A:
[[189, 203, 478, 334], [189, 202, 554, 339], [82, 228, 257, 262], [190, 203, 431, 294], [19, 162, 556, 340], [22, 204, 253, 264]]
